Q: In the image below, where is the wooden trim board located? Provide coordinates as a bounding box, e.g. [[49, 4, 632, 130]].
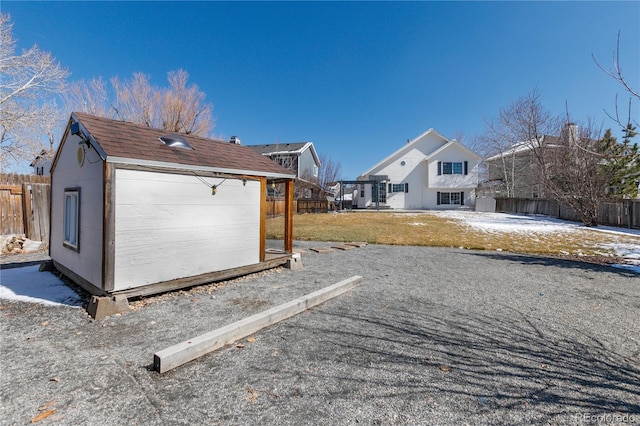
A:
[[153, 275, 363, 373]]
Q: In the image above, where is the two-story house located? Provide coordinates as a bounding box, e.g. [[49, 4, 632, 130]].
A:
[[355, 129, 481, 209], [247, 142, 322, 198], [481, 123, 578, 198]]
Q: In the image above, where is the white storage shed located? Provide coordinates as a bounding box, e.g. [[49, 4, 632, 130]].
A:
[[50, 113, 296, 298]]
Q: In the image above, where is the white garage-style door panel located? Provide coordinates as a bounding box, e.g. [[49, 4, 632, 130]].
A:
[[113, 169, 261, 291]]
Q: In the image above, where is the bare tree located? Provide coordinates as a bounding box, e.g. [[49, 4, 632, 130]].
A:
[[0, 13, 68, 171], [593, 31, 639, 142], [480, 90, 638, 226], [479, 90, 560, 197], [65, 77, 111, 118], [161, 70, 214, 135], [317, 153, 341, 193], [65, 69, 215, 136]]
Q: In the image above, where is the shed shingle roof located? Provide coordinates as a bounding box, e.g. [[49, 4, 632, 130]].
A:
[[70, 112, 294, 178]]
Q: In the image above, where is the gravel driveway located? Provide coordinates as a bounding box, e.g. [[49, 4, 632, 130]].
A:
[[1, 242, 639, 425]]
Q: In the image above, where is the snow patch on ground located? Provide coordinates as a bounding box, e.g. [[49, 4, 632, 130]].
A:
[[430, 211, 580, 234], [428, 210, 640, 273], [0, 266, 83, 307]]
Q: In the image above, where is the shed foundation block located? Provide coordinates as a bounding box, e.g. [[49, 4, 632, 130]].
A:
[[87, 295, 130, 320], [286, 253, 303, 270]]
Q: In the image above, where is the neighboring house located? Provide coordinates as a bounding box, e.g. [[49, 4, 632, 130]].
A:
[[30, 149, 55, 176], [482, 123, 576, 198], [355, 129, 481, 209], [247, 142, 322, 198], [49, 112, 296, 299]]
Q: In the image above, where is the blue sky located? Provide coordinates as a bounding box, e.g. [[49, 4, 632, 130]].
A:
[[4, 1, 639, 178]]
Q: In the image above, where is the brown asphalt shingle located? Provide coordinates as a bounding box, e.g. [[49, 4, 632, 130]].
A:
[[73, 112, 294, 177]]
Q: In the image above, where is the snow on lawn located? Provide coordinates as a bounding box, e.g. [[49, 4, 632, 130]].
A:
[[430, 211, 585, 234], [429, 210, 640, 273], [0, 266, 83, 307]]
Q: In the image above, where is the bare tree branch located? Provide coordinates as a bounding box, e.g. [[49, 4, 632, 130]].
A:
[[0, 13, 68, 171]]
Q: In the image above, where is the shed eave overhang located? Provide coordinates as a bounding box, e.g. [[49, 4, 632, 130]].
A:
[[105, 156, 296, 180]]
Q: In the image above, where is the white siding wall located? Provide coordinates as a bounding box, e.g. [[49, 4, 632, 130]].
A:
[[113, 169, 260, 291], [424, 145, 480, 209], [50, 135, 104, 291], [357, 134, 480, 210]]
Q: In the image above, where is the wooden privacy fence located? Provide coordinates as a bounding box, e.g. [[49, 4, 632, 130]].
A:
[[495, 197, 640, 229], [0, 173, 51, 241], [266, 198, 328, 217]]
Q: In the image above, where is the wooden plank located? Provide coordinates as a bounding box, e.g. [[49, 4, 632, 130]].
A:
[[310, 247, 333, 253], [0, 189, 10, 234], [53, 260, 104, 296], [153, 275, 363, 373], [22, 183, 34, 239], [345, 242, 368, 247], [103, 163, 116, 292], [0, 185, 23, 194], [331, 244, 356, 250], [113, 255, 290, 298]]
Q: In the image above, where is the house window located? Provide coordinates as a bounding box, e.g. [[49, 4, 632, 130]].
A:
[[443, 162, 462, 174], [63, 188, 80, 251], [313, 164, 318, 177], [273, 155, 293, 170], [438, 161, 468, 175], [390, 183, 408, 193], [36, 166, 44, 176], [437, 191, 464, 205]]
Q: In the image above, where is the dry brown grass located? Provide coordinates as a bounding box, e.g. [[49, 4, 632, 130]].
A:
[[266, 211, 640, 261]]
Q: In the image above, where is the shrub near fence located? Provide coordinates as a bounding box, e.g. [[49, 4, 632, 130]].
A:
[[495, 197, 640, 229], [0, 173, 51, 241]]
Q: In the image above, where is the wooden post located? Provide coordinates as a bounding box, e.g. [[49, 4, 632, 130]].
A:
[[260, 178, 267, 261], [284, 179, 294, 253], [22, 183, 33, 239], [102, 163, 116, 292]]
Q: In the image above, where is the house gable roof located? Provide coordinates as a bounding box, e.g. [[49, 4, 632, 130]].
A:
[[427, 139, 483, 161], [483, 135, 560, 162], [247, 142, 321, 167], [54, 113, 295, 178], [360, 128, 482, 177]]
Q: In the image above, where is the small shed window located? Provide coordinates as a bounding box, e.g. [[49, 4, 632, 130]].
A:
[[63, 188, 80, 251]]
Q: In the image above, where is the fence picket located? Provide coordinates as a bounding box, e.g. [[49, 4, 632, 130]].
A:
[[495, 197, 640, 229], [0, 173, 51, 240]]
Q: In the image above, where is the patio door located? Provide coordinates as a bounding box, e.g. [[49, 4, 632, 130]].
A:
[[371, 182, 387, 204]]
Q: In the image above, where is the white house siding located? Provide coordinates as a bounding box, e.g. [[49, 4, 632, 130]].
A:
[[112, 169, 261, 291], [50, 134, 104, 291], [425, 144, 479, 209], [357, 131, 480, 210]]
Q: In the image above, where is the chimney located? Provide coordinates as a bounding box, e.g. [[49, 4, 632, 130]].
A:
[[561, 123, 578, 144], [229, 136, 241, 145]]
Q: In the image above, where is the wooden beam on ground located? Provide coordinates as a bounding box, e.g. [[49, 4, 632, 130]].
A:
[[310, 247, 333, 253], [332, 244, 356, 250], [153, 275, 364, 374]]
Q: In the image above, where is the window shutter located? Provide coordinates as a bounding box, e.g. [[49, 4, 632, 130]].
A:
[[388, 183, 392, 193], [437, 192, 441, 205], [464, 161, 468, 175], [405, 183, 409, 193], [460, 191, 465, 205], [437, 161, 442, 175]]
